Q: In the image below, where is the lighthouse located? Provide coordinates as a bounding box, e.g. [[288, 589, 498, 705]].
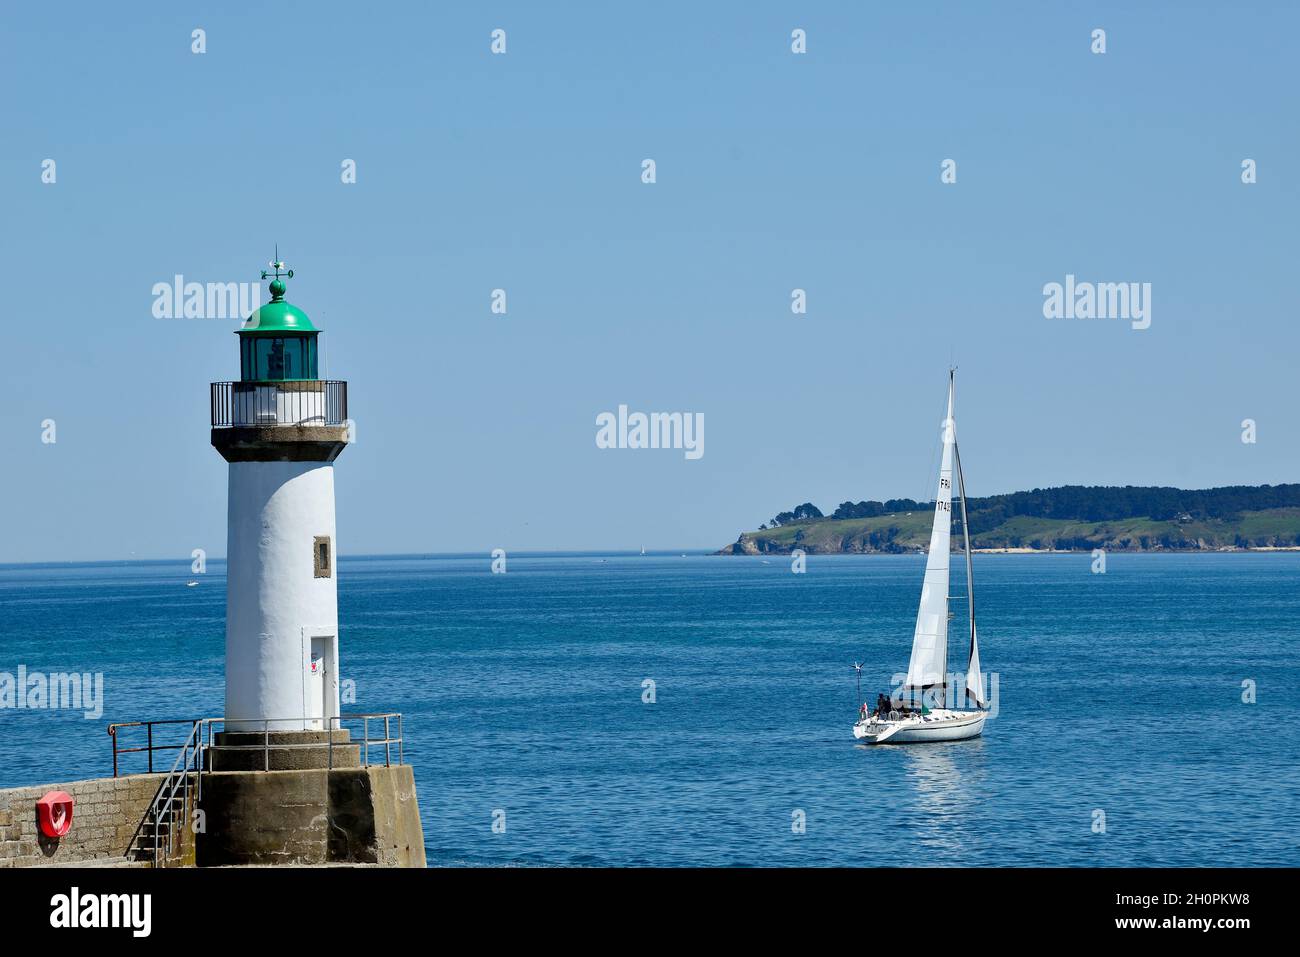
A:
[[211, 258, 349, 737], [0, 255, 423, 868]]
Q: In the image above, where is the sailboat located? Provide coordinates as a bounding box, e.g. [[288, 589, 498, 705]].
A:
[[853, 370, 989, 744]]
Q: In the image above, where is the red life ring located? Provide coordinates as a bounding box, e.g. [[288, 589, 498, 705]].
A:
[[37, 791, 74, 837]]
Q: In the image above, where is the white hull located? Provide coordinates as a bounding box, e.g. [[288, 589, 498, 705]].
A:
[[852, 709, 986, 744]]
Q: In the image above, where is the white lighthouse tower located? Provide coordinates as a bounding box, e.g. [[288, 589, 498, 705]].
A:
[[211, 258, 349, 738], [197, 274, 424, 865]]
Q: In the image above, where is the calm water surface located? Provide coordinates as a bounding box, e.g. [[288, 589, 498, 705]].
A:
[[1, 552, 1297, 866]]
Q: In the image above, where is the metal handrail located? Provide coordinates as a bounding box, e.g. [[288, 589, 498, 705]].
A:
[[111, 713, 406, 778], [115, 713, 404, 868], [210, 380, 347, 428], [194, 714, 404, 802], [125, 719, 203, 867], [109, 718, 205, 777]]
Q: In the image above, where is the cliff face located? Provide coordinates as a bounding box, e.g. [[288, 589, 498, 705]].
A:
[[715, 508, 1300, 555], [718, 536, 761, 555]]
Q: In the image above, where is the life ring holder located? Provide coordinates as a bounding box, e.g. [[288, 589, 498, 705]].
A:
[[37, 791, 74, 838]]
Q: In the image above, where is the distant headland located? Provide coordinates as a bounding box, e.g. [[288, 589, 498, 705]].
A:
[[717, 485, 1300, 555]]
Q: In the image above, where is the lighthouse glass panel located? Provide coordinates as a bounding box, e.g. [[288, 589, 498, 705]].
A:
[[243, 335, 319, 381]]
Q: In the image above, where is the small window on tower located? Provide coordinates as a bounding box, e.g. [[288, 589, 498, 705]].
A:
[[314, 536, 332, 578]]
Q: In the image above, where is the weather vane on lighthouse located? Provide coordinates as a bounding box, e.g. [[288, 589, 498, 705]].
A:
[[260, 246, 294, 301]]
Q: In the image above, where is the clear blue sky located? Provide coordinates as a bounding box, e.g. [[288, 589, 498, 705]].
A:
[[1, 1, 1296, 562]]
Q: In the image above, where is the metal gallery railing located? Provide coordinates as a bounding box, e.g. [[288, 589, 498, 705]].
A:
[[210, 380, 347, 428]]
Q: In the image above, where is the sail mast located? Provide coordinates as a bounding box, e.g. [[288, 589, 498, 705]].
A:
[[951, 373, 986, 709], [954, 443, 976, 677]]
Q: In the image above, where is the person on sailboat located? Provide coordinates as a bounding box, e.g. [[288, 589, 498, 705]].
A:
[[875, 693, 890, 718]]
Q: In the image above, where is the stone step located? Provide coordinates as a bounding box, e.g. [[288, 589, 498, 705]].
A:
[[207, 730, 360, 771], [215, 729, 354, 747]]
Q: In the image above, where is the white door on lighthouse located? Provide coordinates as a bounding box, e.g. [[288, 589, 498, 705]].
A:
[[307, 635, 328, 730]]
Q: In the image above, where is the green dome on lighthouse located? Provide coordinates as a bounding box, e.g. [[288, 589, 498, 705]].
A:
[[237, 253, 321, 381], [239, 298, 318, 335]]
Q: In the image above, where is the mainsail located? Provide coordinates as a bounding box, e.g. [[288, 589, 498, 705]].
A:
[[904, 379, 955, 694]]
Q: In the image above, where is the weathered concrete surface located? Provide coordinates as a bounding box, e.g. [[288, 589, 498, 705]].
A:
[[212, 425, 349, 462], [368, 766, 425, 867], [331, 766, 424, 867], [0, 774, 187, 867], [197, 765, 424, 868], [207, 729, 360, 771]]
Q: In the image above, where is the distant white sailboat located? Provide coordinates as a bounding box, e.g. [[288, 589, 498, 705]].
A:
[[853, 370, 989, 744]]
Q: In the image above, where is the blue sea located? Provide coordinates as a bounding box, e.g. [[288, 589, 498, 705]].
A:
[[1, 552, 1297, 867]]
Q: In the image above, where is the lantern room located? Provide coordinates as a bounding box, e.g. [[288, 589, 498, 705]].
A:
[[237, 276, 319, 382], [210, 259, 346, 432]]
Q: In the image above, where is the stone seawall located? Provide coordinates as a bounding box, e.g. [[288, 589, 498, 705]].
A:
[[0, 774, 168, 867], [0, 765, 424, 868]]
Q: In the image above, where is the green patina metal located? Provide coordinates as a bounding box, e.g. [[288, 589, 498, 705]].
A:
[[237, 253, 321, 382], [239, 298, 318, 335]]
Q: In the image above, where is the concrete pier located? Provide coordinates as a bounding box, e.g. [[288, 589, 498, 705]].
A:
[[198, 765, 423, 867], [0, 765, 425, 868]]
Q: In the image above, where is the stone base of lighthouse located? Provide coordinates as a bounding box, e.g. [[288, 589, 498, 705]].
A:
[[207, 729, 361, 771], [196, 765, 425, 867]]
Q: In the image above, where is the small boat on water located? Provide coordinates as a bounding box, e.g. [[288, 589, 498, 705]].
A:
[[853, 370, 989, 745], [186, 581, 199, 587]]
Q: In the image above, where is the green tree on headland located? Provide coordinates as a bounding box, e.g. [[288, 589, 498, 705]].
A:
[[818, 484, 1300, 526], [768, 502, 824, 527]]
